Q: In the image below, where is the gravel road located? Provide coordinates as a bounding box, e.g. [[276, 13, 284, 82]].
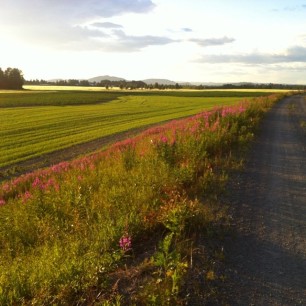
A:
[[222, 95, 306, 305]]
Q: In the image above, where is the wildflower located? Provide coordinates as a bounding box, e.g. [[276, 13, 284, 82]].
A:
[[32, 177, 41, 188], [160, 136, 168, 143], [32, 177, 47, 190], [119, 234, 132, 251], [51, 161, 70, 173], [20, 191, 32, 203], [45, 178, 59, 191], [0, 199, 5, 206]]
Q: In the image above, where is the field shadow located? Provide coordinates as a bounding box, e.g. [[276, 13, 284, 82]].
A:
[[223, 230, 306, 305]]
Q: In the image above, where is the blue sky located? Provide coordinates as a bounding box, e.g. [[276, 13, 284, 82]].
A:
[[1, 0, 306, 83]]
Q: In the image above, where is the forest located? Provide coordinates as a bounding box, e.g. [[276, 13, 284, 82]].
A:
[[0, 67, 24, 89]]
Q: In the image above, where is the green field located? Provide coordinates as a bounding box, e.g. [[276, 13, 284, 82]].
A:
[[0, 89, 273, 107], [0, 89, 273, 168]]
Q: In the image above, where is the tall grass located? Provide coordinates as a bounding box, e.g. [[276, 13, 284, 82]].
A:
[[0, 94, 284, 305]]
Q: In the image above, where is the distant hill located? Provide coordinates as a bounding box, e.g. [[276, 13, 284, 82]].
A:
[[179, 81, 224, 86], [88, 75, 126, 83], [47, 76, 239, 87], [142, 79, 177, 86], [89, 77, 180, 85], [47, 76, 177, 86], [48, 79, 63, 83]]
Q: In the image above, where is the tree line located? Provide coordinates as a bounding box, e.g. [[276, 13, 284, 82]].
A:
[[0, 67, 24, 89], [25, 78, 183, 90], [25, 78, 306, 91]]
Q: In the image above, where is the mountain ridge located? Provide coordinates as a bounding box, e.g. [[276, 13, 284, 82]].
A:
[[88, 75, 126, 82]]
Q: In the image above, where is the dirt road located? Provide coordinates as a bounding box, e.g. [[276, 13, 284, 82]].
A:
[[222, 95, 306, 305]]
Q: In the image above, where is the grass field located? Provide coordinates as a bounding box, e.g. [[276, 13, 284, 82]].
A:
[[0, 90, 271, 168], [0, 88, 275, 107], [0, 94, 284, 305]]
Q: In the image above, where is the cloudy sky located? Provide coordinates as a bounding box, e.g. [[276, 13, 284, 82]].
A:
[[1, 0, 306, 83]]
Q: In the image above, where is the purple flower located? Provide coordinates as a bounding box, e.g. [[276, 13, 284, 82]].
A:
[[160, 136, 168, 143], [119, 234, 132, 251]]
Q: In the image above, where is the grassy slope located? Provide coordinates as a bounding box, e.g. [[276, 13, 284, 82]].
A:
[[0, 92, 259, 168], [0, 94, 284, 305]]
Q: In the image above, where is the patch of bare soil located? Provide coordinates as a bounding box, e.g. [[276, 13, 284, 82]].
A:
[[221, 95, 306, 305]]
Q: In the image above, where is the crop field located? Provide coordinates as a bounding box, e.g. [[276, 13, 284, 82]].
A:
[[0, 89, 272, 168], [23, 85, 293, 93], [0, 88, 273, 107]]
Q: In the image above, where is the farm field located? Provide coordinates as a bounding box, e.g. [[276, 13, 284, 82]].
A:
[[0, 89, 272, 169], [23, 85, 293, 93]]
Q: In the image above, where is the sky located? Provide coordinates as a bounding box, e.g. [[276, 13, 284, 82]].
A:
[[1, 0, 306, 84]]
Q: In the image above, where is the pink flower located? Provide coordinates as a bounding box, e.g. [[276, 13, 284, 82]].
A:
[[119, 234, 132, 251], [45, 178, 59, 191], [0, 199, 6, 206], [32, 177, 41, 188], [51, 161, 70, 173], [20, 191, 32, 203], [32, 177, 47, 190], [160, 136, 168, 143]]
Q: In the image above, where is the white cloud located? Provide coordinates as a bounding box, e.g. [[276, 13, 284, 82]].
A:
[[196, 46, 306, 64], [0, 0, 157, 50], [0, 0, 156, 24], [181, 28, 193, 32], [97, 29, 178, 52], [91, 22, 123, 29], [190, 36, 235, 47], [280, 4, 306, 11]]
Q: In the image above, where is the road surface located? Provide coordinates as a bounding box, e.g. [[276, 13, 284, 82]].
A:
[[223, 94, 306, 305]]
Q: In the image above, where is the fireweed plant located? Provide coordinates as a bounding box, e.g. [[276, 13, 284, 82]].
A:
[[0, 94, 285, 304]]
